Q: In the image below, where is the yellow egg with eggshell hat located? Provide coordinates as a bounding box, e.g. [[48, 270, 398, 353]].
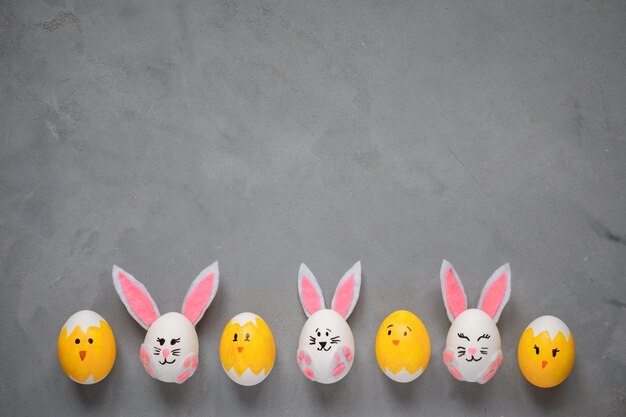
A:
[[57, 310, 116, 384], [518, 315, 575, 388], [219, 312, 276, 386]]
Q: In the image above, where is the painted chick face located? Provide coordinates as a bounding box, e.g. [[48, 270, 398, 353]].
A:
[[58, 310, 116, 384], [220, 312, 276, 386], [375, 310, 430, 382], [518, 316, 575, 388]]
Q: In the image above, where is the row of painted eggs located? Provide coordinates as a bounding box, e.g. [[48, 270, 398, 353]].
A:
[[58, 260, 575, 389]]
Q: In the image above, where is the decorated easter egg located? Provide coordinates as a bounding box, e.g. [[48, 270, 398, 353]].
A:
[[58, 310, 116, 384], [518, 315, 575, 388], [445, 309, 502, 382], [298, 309, 355, 384], [220, 312, 276, 386], [144, 312, 199, 383], [375, 310, 430, 382]]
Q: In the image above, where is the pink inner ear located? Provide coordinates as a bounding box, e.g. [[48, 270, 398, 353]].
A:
[[445, 267, 466, 319], [118, 271, 158, 327], [480, 272, 507, 319], [333, 274, 354, 318], [183, 272, 215, 325], [301, 275, 322, 315]]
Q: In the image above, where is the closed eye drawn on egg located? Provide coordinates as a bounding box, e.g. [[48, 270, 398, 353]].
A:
[[533, 344, 540, 354], [457, 333, 470, 341], [552, 348, 559, 357], [170, 338, 180, 345], [477, 334, 490, 341], [171, 348, 181, 357]]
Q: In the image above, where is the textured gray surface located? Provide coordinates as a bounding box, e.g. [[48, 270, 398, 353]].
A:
[[1, 0, 625, 416]]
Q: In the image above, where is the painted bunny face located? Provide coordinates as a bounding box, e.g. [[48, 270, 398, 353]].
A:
[[112, 262, 219, 384], [296, 262, 361, 384], [144, 313, 198, 382], [440, 260, 511, 384]]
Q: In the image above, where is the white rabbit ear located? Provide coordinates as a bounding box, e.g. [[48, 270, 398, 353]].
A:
[[331, 261, 361, 320], [112, 265, 160, 330], [298, 263, 325, 317], [182, 261, 219, 326], [478, 263, 511, 323], [440, 260, 467, 322]]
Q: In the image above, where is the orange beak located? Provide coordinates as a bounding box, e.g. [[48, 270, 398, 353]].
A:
[[237, 347, 243, 353], [542, 360, 548, 368], [392, 340, 400, 346], [79, 351, 87, 361]]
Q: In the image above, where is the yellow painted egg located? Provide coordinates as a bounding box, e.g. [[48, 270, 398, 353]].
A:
[[57, 310, 116, 384], [219, 312, 275, 386], [375, 310, 430, 382], [518, 315, 575, 388]]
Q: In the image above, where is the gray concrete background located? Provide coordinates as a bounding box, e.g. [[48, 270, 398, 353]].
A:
[[1, 0, 625, 416]]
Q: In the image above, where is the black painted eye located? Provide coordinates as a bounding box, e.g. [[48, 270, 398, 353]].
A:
[[88, 338, 93, 344], [552, 348, 559, 357], [233, 333, 238, 342], [157, 338, 165, 346], [387, 330, 391, 336], [245, 333, 250, 341], [171, 338, 180, 345], [75, 338, 80, 344], [403, 331, 407, 336], [325, 331, 329, 336], [317, 331, 321, 337], [533, 344, 540, 354]]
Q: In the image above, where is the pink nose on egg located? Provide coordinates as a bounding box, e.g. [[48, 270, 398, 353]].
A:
[[162, 348, 170, 358], [468, 347, 477, 356]]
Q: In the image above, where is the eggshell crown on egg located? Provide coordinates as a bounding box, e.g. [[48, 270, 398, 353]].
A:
[[526, 315, 572, 341]]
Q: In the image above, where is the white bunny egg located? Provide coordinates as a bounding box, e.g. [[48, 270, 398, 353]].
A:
[[440, 260, 511, 384], [113, 262, 220, 384], [144, 313, 199, 383], [446, 309, 501, 382], [298, 309, 355, 384], [296, 262, 361, 384]]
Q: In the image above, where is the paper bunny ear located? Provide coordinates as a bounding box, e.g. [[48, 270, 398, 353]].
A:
[[298, 263, 325, 317], [112, 265, 161, 330], [477, 263, 511, 323], [440, 260, 467, 322], [331, 261, 362, 319], [181, 261, 219, 326]]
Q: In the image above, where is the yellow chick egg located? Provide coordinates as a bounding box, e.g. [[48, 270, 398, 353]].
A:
[[375, 310, 430, 382], [57, 310, 116, 384], [219, 312, 275, 386], [518, 315, 575, 388]]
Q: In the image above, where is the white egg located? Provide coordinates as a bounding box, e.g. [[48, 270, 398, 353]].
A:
[[298, 309, 355, 384], [144, 312, 199, 383], [446, 309, 501, 382]]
